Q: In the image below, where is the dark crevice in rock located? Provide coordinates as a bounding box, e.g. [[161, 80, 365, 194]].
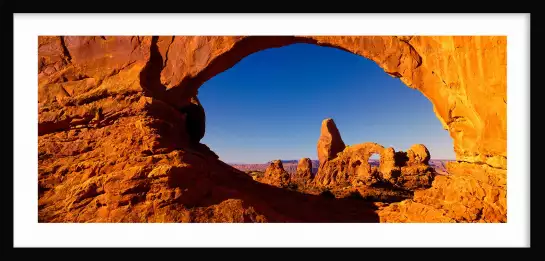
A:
[[139, 36, 168, 100], [59, 36, 72, 63], [404, 41, 423, 69], [446, 101, 468, 126], [456, 160, 506, 170], [386, 71, 402, 78], [121, 182, 151, 195], [59, 84, 71, 97], [432, 70, 448, 86], [74, 183, 104, 204], [163, 36, 175, 67], [38, 119, 72, 136], [139, 38, 206, 147], [178, 103, 205, 145], [475, 208, 483, 221], [447, 100, 456, 124], [451, 116, 467, 123]]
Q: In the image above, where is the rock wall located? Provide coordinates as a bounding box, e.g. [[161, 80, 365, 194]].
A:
[[38, 36, 507, 222]]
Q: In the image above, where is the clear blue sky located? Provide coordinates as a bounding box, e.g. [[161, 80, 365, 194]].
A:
[[199, 43, 455, 163]]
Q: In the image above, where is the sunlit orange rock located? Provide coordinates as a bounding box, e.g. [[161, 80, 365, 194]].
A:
[[317, 118, 346, 166], [378, 161, 506, 223], [314, 140, 434, 190], [37, 36, 507, 223], [315, 142, 383, 187], [261, 160, 291, 188], [293, 158, 313, 185]]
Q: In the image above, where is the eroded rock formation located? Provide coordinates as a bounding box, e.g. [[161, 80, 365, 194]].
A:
[[317, 118, 346, 165], [261, 160, 291, 188], [38, 35, 507, 223], [314, 141, 435, 190], [378, 162, 507, 222], [293, 158, 314, 185], [315, 142, 384, 187], [394, 145, 435, 189], [407, 144, 431, 165]]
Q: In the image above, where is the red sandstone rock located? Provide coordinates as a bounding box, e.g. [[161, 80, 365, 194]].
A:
[[296, 158, 313, 179], [407, 144, 431, 165], [315, 142, 383, 188], [152, 36, 506, 169], [317, 118, 346, 166], [292, 158, 313, 186], [392, 144, 435, 190], [379, 147, 397, 180], [377, 200, 456, 223], [190, 199, 267, 223], [37, 36, 507, 223], [378, 161, 506, 223], [314, 139, 434, 191], [261, 160, 291, 188]]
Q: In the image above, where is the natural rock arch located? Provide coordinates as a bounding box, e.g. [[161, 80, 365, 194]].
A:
[[145, 36, 506, 170], [314, 142, 386, 187], [37, 35, 507, 223]]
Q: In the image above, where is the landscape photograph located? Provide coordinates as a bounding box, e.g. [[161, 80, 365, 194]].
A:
[[36, 35, 508, 224]]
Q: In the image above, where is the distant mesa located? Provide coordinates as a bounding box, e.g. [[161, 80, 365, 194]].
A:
[[270, 160, 300, 164], [231, 160, 320, 175], [230, 159, 449, 175]]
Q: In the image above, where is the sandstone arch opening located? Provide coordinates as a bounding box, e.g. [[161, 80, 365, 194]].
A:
[[369, 153, 380, 168], [195, 43, 453, 162], [37, 36, 507, 223], [191, 42, 452, 202], [157, 36, 505, 172]]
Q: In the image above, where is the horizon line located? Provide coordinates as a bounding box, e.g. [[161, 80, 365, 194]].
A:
[[227, 158, 457, 164]]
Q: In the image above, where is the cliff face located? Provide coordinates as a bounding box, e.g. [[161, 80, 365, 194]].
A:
[[38, 36, 507, 223]]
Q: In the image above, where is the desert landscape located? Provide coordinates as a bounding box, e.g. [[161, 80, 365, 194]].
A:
[[231, 159, 451, 176], [37, 36, 507, 223]]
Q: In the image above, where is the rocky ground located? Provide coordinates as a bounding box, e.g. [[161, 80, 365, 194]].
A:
[[37, 36, 507, 223]]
